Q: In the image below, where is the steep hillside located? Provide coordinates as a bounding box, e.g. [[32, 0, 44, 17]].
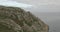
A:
[[0, 6, 49, 32]]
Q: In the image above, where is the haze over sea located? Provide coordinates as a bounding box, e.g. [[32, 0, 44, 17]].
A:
[[31, 12, 60, 32]]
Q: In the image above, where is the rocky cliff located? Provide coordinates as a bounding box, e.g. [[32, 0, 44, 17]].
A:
[[0, 6, 49, 32]]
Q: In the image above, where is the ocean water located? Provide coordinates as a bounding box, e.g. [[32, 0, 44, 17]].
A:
[[31, 12, 60, 32]]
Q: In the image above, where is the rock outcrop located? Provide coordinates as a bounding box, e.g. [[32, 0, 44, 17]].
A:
[[0, 6, 49, 32]]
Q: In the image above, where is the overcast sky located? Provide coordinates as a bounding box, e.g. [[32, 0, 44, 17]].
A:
[[0, 0, 60, 12], [11, 0, 60, 12]]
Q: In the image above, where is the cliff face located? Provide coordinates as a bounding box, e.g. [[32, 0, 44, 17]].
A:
[[0, 6, 49, 32]]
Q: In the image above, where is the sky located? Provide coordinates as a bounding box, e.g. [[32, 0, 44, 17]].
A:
[[0, 0, 60, 12], [0, 0, 32, 8], [48, 0, 60, 12], [12, 0, 60, 12]]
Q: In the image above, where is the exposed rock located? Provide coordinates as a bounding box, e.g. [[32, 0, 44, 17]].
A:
[[0, 5, 49, 32]]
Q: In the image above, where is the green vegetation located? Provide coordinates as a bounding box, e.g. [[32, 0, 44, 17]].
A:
[[0, 6, 48, 32], [0, 24, 14, 32]]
